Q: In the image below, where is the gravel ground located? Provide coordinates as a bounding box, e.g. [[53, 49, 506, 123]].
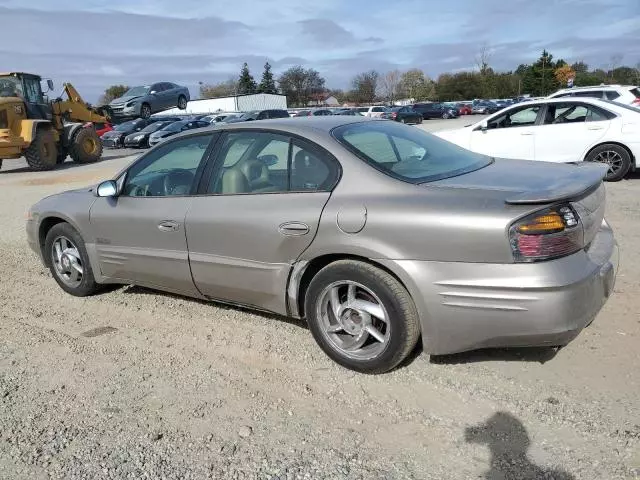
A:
[[0, 118, 638, 479]]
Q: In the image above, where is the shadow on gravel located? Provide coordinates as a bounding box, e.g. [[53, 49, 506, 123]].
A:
[[121, 285, 309, 330], [0, 154, 137, 175], [430, 346, 560, 365], [466, 412, 575, 480]]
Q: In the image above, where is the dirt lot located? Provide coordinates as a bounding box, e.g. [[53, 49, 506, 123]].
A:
[[0, 118, 639, 479]]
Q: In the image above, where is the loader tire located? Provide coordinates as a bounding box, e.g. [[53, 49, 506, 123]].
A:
[[25, 128, 57, 171], [70, 127, 102, 164]]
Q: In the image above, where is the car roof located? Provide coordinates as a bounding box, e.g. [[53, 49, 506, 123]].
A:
[[554, 84, 634, 92]]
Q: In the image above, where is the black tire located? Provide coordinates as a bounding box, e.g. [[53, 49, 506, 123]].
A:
[[140, 103, 152, 119], [585, 143, 631, 182], [442, 113, 448, 119], [401, 118, 407, 124], [177, 95, 187, 110], [25, 128, 57, 171], [304, 260, 421, 374], [0, 159, 3, 170], [44, 222, 99, 297], [70, 128, 103, 164], [417, 117, 423, 124]]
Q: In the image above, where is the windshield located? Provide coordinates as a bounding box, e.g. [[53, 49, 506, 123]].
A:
[[0, 76, 23, 98], [114, 120, 139, 131], [123, 85, 150, 97], [333, 121, 492, 183], [161, 121, 186, 132]]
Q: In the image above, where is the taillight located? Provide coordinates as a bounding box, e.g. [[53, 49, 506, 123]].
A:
[[391, 112, 397, 118], [0, 110, 8, 129], [509, 205, 583, 262], [632, 98, 640, 105]]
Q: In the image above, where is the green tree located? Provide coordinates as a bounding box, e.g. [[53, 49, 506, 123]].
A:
[[277, 66, 325, 107], [519, 50, 559, 96], [237, 63, 257, 94], [199, 79, 238, 99], [350, 70, 379, 104], [98, 84, 128, 105], [258, 62, 277, 94], [399, 69, 430, 100]]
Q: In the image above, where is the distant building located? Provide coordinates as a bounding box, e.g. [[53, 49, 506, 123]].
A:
[[160, 93, 287, 115], [308, 93, 340, 107]]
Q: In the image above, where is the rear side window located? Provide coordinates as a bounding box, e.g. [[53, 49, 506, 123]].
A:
[[574, 90, 603, 98], [334, 121, 492, 183], [270, 110, 290, 119], [372, 107, 385, 112], [605, 91, 620, 100]]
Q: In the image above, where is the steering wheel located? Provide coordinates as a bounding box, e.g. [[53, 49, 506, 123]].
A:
[[130, 184, 151, 197], [163, 169, 194, 196]]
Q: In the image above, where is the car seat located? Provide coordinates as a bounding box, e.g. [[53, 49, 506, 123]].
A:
[[292, 150, 328, 191]]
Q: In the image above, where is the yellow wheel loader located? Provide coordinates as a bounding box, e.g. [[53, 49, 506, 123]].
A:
[[0, 72, 109, 171]]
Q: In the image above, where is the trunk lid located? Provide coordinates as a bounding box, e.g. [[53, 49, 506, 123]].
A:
[[430, 158, 607, 205]]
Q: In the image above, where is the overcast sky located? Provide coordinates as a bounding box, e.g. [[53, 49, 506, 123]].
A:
[[1, 0, 638, 102]]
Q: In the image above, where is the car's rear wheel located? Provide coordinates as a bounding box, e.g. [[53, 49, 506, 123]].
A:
[[140, 103, 151, 119], [178, 95, 187, 110], [44, 223, 99, 297], [585, 143, 631, 182], [401, 118, 407, 124], [442, 112, 449, 119], [304, 260, 420, 374]]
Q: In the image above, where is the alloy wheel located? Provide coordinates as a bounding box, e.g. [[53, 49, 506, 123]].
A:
[[593, 150, 624, 176], [51, 235, 83, 288], [316, 281, 390, 360]]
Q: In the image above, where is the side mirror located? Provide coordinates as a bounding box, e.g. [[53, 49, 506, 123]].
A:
[[479, 121, 488, 132], [46, 79, 54, 91], [96, 180, 118, 197]]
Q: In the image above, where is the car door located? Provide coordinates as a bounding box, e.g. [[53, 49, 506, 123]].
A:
[[89, 133, 216, 295], [534, 102, 611, 163], [468, 104, 541, 160], [161, 83, 177, 108], [186, 130, 340, 314]]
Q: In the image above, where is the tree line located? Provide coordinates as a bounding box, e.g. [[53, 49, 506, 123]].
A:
[[99, 50, 640, 107]]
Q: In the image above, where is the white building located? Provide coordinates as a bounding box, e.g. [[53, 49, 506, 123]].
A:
[[161, 93, 288, 115]]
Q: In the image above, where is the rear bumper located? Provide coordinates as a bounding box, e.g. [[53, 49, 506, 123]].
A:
[[379, 220, 618, 355]]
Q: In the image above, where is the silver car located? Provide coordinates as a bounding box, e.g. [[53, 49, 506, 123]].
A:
[[26, 117, 618, 373], [109, 82, 190, 119]]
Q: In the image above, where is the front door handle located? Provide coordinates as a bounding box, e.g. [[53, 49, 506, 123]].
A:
[[520, 131, 534, 136], [587, 125, 604, 130], [158, 220, 180, 232], [279, 222, 310, 236]]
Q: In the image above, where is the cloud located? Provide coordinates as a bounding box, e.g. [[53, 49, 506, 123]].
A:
[[297, 19, 356, 46]]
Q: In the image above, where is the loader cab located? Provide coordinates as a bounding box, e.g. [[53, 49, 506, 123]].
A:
[[0, 72, 52, 121]]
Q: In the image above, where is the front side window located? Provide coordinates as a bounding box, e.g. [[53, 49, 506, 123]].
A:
[[487, 105, 541, 129], [123, 134, 212, 197], [23, 77, 43, 103], [333, 121, 492, 183], [208, 131, 338, 194]]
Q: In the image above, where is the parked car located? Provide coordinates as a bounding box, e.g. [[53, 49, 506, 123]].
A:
[[360, 106, 388, 117], [204, 113, 238, 124], [456, 103, 473, 115], [123, 120, 178, 148], [334, 109, 364, 116], [412, 103, 459, 119], [435, 97, 640, 181], [108, 82, 190, 119], [224, 109, 290, 123], [294, 109, 334, 117], [93, 122, 113, 137], [148, 120, 210, 147], [548, 85, 640, 108], [472, 101, 500, 114], [380, 106, 423, 124], [26, 117, 618, 374], [101, 118, 155, 148]]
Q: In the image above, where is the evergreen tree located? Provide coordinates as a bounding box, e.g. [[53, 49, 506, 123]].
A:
[[258, 62, 277, 94], [237, 63, 257, 94]]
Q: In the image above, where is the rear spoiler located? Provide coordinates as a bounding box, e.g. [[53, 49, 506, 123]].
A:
[[505, 163, 608, 205]]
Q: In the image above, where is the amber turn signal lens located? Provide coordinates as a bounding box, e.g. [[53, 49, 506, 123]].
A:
[[517, 212, 565, 235]]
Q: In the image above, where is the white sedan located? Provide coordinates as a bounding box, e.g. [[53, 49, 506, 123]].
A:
[[436, 97, 640, 181]]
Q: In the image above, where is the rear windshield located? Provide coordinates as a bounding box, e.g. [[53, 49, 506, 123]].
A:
[[333, 121, 492, 183], [630, 87, 640, 99], [161, 121, 186, 132]]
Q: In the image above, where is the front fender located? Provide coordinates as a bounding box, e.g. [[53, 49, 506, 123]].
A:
[[19, 119, 52, 143], [62, 122, 84, 147]]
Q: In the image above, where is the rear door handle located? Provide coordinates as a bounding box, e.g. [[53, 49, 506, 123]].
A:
[[279, 222, 310, 236], [158, 220, 180, 232], [520, 131, 534, 136], [587, 125, 604, 130]]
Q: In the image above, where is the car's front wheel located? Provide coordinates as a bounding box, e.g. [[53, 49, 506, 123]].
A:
[[304, 260, 420, 374], [44, 223, 99, 297]]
